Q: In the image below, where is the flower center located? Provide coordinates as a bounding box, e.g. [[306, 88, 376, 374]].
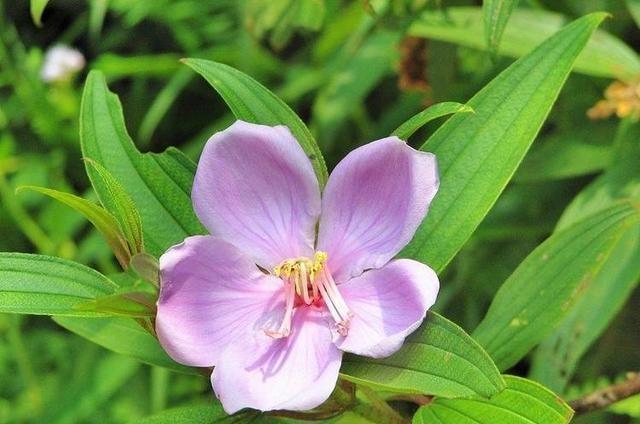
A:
[[265, 251, 352, 339]]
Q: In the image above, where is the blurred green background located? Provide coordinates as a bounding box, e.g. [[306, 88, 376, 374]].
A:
[[1, 0, 639, 422]]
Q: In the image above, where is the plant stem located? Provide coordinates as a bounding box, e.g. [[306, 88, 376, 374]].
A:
[[569, 372, 640, 415]]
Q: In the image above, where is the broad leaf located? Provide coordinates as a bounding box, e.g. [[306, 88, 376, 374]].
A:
[[54, 315, 196, 374], [483, 0, 519, 56], [19, 185, 131, 268], [414, 376, 573, 424], [408, 8, 640, 79], [341, 312, 505, 398], [627, 0, 640, 29], [0, 253, 117, 316], [401, 13, 606, 272], [392, 102, 473, 140], [182, 59, 328, 187], [473, 202, 640, 371], [80, 71, 205, 257]]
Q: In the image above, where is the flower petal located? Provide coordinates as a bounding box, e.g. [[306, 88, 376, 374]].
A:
[[156, 235, 283, 367], [335, 259, 439, 358], [212, 307, 342, 413], [192, 120, 321, 270], [317, 137, 439, 282]]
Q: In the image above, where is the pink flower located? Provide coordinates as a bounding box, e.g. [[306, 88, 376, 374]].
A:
[[156, 121, 440, 413]]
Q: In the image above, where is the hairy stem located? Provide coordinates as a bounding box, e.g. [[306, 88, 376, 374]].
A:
[[570, 372, 640, 415]]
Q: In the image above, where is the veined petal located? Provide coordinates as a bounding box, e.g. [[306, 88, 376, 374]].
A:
[[192, 121, 321, 270], [335, 259, 439, 358], [212, 307, 342, 414], [317, 137, 439, 282], [156, 236, 283, 367]]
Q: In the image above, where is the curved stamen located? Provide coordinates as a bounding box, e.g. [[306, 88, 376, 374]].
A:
[[270, 252, 352, 337], [265, 276, 295, 339]]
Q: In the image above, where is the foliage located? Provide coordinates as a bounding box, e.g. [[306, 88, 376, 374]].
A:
[[1, 0, 639, 422]]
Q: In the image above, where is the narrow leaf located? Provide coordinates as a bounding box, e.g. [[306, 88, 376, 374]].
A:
[[401, 13, 606, 272], [54, 315, 196, 374], [529, 225, 640, 392], [182, 59, 328, 187], [414, 376, 573, 424], [18, 185, 131, 268], [472, 202, 640, 371], [0, 253, 117, 316], [408, 8, 640, 79], [84, 158, 144, 254], [484, 0, 520, 57], [529, 121, 640, 392], [30, 0, 49, 27], [341, 312, 505, 398], [80, 71, 205, 257], [392, 102, 473, 140], [75, 291, 156, 318]]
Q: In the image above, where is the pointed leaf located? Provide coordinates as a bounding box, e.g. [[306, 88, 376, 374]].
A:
[[484, 0, 520, 57], [341, 312, 505, 399], [414, 376, 573, 424], [18, 185, 131, 268], [75, 291, 156, 318], [473, 202, 640, 371], [401, 13, 607, 272], [84, 158, 144, 254], [80, 71, 205, 257], [392, 102, 473, 140], [30, 0, 50, 27], [182, 59, 328, 187], [0, 253, 117, 316], [409, 8, 640, 79]]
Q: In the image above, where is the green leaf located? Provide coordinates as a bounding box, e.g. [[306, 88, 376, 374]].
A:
[[529, 224, 640, 392], [18, 185, 132, 268], [408, 8, 640, 79], [529, 121, 640, 392], [392, 102, 473, 140], [483, 0, 519, 57], [626, 0, 640, 29], [80, 71, 205, 257], [53, 315, 196, 374], [401, 13, 606, 272], [472, 202, 640, 371], [0, 253, 117, 316], [557, 120, 640, 230], [341, 312, 505, 398], [414, 376, 573, 424], [135, 404, 228, 424], [83, 158, 144, 254], [30, 0, 50, 27], [75, 291, 156, 318], [182, 59, 328, 187], [130, 252, 160, 286]]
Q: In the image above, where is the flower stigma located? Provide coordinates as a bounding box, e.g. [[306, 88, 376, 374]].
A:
[[267, 251, 352, 339]]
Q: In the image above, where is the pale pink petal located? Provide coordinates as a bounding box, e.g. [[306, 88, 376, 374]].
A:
[[156, 235, 283, 367], [212, 307, 342, 413], [316, 137, 438, 282], [192, 121, 321, 270], [335, 259, 439, 358]]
